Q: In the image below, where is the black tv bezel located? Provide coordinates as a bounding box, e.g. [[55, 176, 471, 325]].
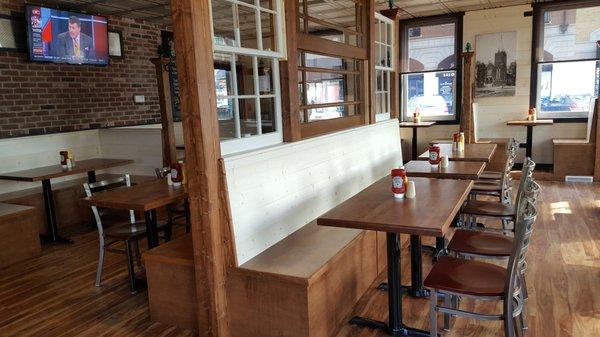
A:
[[25, 4, 110, 66]]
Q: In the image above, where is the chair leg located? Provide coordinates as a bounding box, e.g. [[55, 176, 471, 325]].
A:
[[165, 223, 173, 242], [504, 298, 515, 337], [519, 273, 529, 330], [513, 315, 524, 337], [134, 240, 142, 268], [443, 294, 451, 330], [184, 199, 191, 233], [124, 240, 137, 294], [430, 289, 438, 337], [95, 240, 105, 287]]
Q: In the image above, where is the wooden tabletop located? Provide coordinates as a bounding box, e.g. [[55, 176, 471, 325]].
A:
[[417, 143, 497, 163], [399, 121, 436, 128], [506, 120, 554, 126], [83, 179, 188, 212], [317, 177, 473, 237], [0, 158, 134, 182], [403, 160, 486, 180]]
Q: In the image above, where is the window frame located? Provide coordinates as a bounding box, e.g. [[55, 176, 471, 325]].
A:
[[295, 0, 371, 138], [399, 13, 463, 125], [210, 0, 286, 155], [374, 12, 394, 122], [530, 0, 600, 121]]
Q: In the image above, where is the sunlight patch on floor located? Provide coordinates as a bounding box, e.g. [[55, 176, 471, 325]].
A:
[[550, 201, 572, 220]]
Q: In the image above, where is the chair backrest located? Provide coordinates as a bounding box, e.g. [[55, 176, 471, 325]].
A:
[[83, 174, 136, 231], [585, 98, 598, 143], [513, 158, 536, 211], [498, 138, 521, 202], [155, 167, 170, 179]]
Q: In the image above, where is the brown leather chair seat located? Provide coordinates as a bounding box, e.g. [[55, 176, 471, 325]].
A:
[[479, 171, 503, 180], [447, 229, 513, 257], [424, 256, 506, 297], [105, 220, 170, 240], [462, 200, 514, 219]]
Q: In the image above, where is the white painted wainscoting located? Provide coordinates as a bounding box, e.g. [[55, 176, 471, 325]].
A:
[[0, 130, 101, 193], [223, 119, 403, 266]]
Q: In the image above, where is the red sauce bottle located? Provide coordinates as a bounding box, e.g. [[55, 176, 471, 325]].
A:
[[391, 168, 408, 197], [428, 144, 441, 165], [170, 162, 183, 185]]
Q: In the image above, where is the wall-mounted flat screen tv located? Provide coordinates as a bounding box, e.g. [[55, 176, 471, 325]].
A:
[[25, 5, 109, 65]]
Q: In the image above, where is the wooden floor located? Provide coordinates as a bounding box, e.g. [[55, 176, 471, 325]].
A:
[[0, 181, 598, 337]]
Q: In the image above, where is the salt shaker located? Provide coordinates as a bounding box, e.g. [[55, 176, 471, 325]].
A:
[[406, 181, 416, 199]]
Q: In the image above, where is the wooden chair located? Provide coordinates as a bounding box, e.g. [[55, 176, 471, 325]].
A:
[[426, 171, 538, 337], [84, 175, 171, 294], [155, 167, 190, 233], [553, 98, 599, 178]]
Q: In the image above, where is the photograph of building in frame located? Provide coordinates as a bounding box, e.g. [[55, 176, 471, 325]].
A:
[[475, 31, 517, 97]]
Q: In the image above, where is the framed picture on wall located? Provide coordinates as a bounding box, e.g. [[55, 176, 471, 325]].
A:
[[108, 30, 123, 58], [474, 31, 517, 97], [0, 14, 27, 52]]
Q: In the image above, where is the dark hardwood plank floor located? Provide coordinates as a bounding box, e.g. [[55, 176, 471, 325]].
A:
[[0, 181, 598, 337]]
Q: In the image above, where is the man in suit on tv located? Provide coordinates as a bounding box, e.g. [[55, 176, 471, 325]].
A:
[[55, 16, 95, 60]]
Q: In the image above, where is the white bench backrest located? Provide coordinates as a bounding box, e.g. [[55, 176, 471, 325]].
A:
[[223, 120, 402, 265], [585, 98, 597, 143]]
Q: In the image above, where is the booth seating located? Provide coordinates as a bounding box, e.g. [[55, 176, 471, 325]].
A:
[[142, 121, 401, 336], [0, 203, 41, 268], [144, 235, 196, 330], [553, 98, 599, 178]]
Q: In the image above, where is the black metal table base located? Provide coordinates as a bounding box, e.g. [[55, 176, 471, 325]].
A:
[[144, 209, 160, 249], [349, 316, 430, 337], [377, 282, 431, 298], [40, 234, 73, 244], [41, 179, 73, 245], [411, 128, 419, 160]]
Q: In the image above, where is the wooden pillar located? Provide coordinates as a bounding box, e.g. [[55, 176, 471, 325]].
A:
[[170, 1, 231, 336], [460, 51, 475, 143], [151, 57, 177, 167], [594, 99, 600, 181], [280, 1, 301, 142], [366, 0, 376, 124]]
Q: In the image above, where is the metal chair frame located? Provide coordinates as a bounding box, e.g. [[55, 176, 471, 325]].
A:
[[429, 160, 537, 337]]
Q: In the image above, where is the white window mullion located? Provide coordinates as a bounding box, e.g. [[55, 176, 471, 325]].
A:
[[230, 54, 242, 139], [252, 56, 263, 135]]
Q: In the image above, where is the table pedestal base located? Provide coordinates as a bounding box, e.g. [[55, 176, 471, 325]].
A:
[[349, 316, 431, 337]]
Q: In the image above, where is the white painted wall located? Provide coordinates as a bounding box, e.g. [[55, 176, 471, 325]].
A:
[[401, 5, 590, 164], [0, 130, 101, 194], [224, 120, 403, 265], [98, 126, 164, 176]]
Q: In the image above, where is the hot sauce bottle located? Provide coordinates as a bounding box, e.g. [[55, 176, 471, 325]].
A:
[[391, 167, 408, 199], [428, 144, 441, 165], [171, 162, 183, 186]]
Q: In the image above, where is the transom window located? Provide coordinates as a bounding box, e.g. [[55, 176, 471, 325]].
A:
[[400, 15, 462, 123], [374, 13, 394, 122], [532, 2, 600, 119], [211, 0, 285, 154]]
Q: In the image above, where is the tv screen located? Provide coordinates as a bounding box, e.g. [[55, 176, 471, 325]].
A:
[[26, 5, 109, 65]]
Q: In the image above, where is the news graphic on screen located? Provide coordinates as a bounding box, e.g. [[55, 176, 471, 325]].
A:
[[26, 5, 109, 65]]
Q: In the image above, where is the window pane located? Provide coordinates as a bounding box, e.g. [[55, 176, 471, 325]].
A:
[[305, 72, 349, 105], [239, 5, 259, 49], [304, 53, 357, 71], [261, 11, 276, 51], [239, 98, 258, 137], [542, 6, 600, 62], [218, 99, 236, 140], [300, 0, 362, 47], [237, 55, 256, 96], [214, 65, 233, 97], [258, 58, 274, 95], [538, 61, 599, 115], [260, 97, 276, 133], [307, 104, 357, 122], [212, 1, 236, 46], [403, 71, 456, 118], [407, 23, 456, 72]]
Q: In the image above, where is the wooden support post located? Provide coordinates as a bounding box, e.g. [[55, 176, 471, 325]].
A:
[[151, 57, 177, 167], [170, 1, 231, 336], [280, 1, 301, 142], [594, 99, 600, 181], [460, 51, 475, 144], [367, 0, 376, 124]]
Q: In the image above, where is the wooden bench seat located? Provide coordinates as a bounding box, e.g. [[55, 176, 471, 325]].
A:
[[143, 235, 197, 330], [0, 203, 41, 268], [228, 221, 379, 337], [553, 99, 598, 178]]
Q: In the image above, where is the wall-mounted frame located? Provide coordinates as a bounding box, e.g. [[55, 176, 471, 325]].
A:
[[0, 14, 27, 52], [108, 30, 123, 58]]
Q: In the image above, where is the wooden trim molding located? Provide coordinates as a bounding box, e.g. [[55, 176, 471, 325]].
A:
[[298, 34, 368, 60], [151, 57, 177, 167], [170, 0, 231, 335], [367, 0, 376, 124], [280, 1, 301, 142]]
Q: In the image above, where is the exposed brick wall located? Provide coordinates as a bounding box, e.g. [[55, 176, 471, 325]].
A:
[[0, 0, 164, 138]]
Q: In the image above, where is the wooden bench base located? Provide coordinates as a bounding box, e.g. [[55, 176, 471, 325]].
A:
[[0, 203, 41, 268], [143, 235, 197, 330], [553, 140, 595, 178], [228, 222, 379, 337]]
